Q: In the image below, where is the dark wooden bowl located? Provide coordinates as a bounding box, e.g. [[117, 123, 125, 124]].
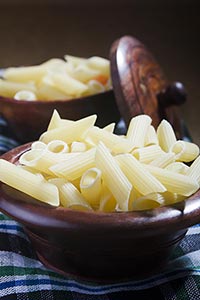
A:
[[0, 90, 120, 143], [0, 144, 200, 282]]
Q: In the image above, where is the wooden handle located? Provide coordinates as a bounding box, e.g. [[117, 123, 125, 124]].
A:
[[158, 82, 187, 107]]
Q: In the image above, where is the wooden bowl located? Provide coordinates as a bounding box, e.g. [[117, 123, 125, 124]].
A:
[[0, 90, 120, 143], [0, 144, 200, 282]]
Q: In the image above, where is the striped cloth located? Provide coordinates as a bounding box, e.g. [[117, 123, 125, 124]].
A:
[[0, 117, 200, 299]]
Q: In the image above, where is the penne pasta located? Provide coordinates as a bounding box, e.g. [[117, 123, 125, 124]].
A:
[[131, 193, 165, 211], [157, 119, 177, 152], [64, 55, 87, 67], [71, 141, 87, 152], [31, 141, 47, 150], [70, 64, 100, 83], [4, 65, 46, 83], [116, 154, 166, 195], [50, 148, 96, 181], [40, 115, 97, 144], [0, 79, 36, 98], [150, 152, 175, 168], [14, 90, 37, 101], [145, 164, 199, 196], [126, 115, 152, 149], [47, 140, 69, 154], [170, 140, 199, 162], [87, 56, 110, 77], [47, 109, 74, 131], [165, 162, 189, 174], [80, 167, 102, 207], [95, 142, 132, 211], [186, 155, 200, 184], [50, 72, 88, 97], [162, 191, 186, 205], [0, 159, 59, 206], [144, 125, 158, 146], [1, 110, 199, 212], [99, 184, 117, 212], [103, 123, 116, 133], [37, 75, 69, 100], [132, 145, 164, 164], [85, 126, 132, 154], [19, 149, 74, 175], [49, 178, 92, 211], [87, 80, 105, 94]]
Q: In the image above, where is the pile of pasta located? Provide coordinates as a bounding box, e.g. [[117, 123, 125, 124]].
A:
[[0, 110, 200, 212], [0, 55, 111, 101]]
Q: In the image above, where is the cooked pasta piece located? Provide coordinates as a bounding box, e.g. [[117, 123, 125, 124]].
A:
[[64, 55, 87, 67], [131, 193, 165, 211], [0, 159, 59, 206], [157, 120, 177, 152], [85, 126, 132, 154], [0, 79, 36, 98], [145, 164, 199, 196], [40, 115, 97, 144], [186, 155, 200, 184], [80, 167, 102, 207], [116, 154, 166, 195], [170, 140, 199, 162], [62, 185, 92, 211], [162, 191, 186, 205], [19, 149, 74, 175], [31, 141, 47, 150], [47, 140, 69, 154], [71, 141, 87, 152], [132, 145, 164, 164], [47, 110, 74, 131], [165, 162, 189, 174], [37, 76, 69, 101], [99, 184, 117, 212], [70, 64, 100, 83], [95, 142, 132, 211], [87, 80, 105, 94], [50, 72, 88, 97], [103, 123, 115, 133], [50, 148, 96, 181], [49, 178, 92, 211], [14, 90, 37, 101], [126, 115, 152, 148], [144, 125, 158, 146], [87, 56, 110, 77], [47, 109, 61, 131], [150, 152, 175, 168], [4, 65, 46, 83]]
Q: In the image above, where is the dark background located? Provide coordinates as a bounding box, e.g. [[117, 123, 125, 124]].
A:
[[0, 0, 199, 144]]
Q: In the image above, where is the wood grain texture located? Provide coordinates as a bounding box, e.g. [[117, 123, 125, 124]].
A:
[[110, 36, 185, 138]]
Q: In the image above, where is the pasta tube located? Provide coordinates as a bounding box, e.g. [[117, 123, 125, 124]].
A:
[[116, 154, 166, 195], [157, 120, 176, 152], [0, 159, 59, 206], [95, 142, 132, 211]]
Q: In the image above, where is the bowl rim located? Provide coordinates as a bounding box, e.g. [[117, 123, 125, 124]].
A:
[[0, 143, 200, 237], [0, 89, 113, 105]]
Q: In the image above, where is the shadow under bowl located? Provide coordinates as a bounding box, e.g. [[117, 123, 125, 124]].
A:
[[0, 144, 200, 282], [0, 90, 120, 143]]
